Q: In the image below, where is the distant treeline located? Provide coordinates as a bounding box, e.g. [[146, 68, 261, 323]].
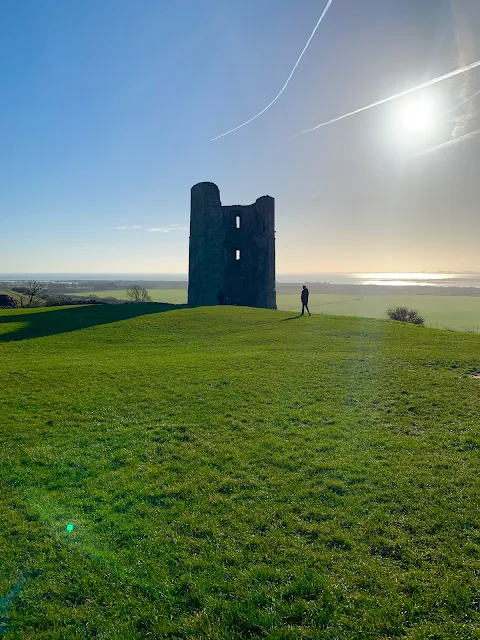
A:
[[1, 280, 479, 298], [0, 280, 189, 294]]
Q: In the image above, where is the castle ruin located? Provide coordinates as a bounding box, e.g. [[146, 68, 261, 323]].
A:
[[188, 182, 276, 309]]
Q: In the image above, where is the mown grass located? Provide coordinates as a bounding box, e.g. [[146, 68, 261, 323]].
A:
[[0, 305, 479, 639], [74, 290, 480, 332]]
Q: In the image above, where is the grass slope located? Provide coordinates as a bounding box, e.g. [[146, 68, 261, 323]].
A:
[[279, 294, 480, 332], [0, 290, 24, 307], [0, 290, 45, 309], [0, 305, 479, 639], [74, 290, 480, 332]]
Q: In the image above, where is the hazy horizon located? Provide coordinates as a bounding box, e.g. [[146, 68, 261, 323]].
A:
[[2, 271, 480, 288]]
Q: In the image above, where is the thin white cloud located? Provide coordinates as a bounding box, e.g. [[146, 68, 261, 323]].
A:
[[67, 245, 116, 251], [114, 224, 187, 233], [147, 225, 188, 233], [412, 126, 480, 157]]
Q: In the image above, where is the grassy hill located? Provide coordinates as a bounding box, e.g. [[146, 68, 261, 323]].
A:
[[0, 305, 479, 639], [0, 289, 45, 309], [0, 289, 24, 307], [279, 293, 480, 332], [73, 289, 480, 332]]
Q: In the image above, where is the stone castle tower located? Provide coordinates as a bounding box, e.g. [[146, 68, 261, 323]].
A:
[[188, 182, 276, 309]]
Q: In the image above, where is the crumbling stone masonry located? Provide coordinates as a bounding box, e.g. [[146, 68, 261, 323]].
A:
[[188, 182, 276, 309]]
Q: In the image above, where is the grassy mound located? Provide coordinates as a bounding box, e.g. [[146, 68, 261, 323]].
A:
[[74, 289, 480, 332], [0, 290, 23, 308], [0, 289, 46, 309], [0, 305, 479, 638]]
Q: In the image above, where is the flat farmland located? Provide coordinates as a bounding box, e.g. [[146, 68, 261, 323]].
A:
[[76, 290, 480, 332], [278, 294, 480, 331], [76, 289, 188, 304]]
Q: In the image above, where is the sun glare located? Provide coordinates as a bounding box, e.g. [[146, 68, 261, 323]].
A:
[[401, 99, 434, 133]]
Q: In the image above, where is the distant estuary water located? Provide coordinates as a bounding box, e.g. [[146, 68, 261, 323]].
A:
[[354, 273, 480, 288], [278, 273, 480, 288], [1, 272, 479, 288]]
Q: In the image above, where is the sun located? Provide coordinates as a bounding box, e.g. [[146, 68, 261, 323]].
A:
[[401, 99, 435, 133]]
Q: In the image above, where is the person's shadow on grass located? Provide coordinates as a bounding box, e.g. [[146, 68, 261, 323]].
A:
[[0, 303, 187, 343], [281, 314, 304, 322]]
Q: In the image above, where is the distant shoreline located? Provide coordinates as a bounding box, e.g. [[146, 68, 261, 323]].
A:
[[1, 272, 479, 287], [1, 277, 480, 297], [275, 283, 480, 296]]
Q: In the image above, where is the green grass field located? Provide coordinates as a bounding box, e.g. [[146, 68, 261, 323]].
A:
[[1, 305, 479, 638], [75, 289, 188, 304], [75, 289, 480, 332], [279, 294, 480, 332]]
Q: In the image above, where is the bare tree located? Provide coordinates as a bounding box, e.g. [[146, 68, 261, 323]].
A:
[[126, 285, 152, 303], [20, 280, 46, 307]]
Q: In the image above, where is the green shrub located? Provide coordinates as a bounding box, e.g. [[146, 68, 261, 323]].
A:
[[386, 306, 424, 325]]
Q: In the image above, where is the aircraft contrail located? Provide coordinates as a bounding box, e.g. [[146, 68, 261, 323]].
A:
[[447, 87, 480, 113], [296, 59, 480, 135], [211, 0, 334, 142], [450, 0, 477, 139], [412, 126, 480, 157]]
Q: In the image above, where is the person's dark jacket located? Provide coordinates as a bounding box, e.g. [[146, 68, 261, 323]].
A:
[[301, 288, 309, 303]]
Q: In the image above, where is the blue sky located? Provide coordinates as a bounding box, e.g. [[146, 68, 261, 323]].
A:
[[1, 0, 479, 274]]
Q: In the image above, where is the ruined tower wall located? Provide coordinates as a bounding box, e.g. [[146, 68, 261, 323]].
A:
[[222, 196, 275, 308], [188, 183, 276, 309], [188, 182, 225, 306], [252, 195, 276, 309]]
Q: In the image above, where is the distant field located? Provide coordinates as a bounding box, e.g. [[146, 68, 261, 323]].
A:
[[76, 290, 480, 331], [76, 289, 187, 304], [279, 293, 480, 332]]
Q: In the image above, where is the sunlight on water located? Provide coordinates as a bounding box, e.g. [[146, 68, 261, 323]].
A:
[[363, 280, 434, 287], [278, 273, 479, 286], [351, 273, 480, 287], [356, 273, 456, 281]]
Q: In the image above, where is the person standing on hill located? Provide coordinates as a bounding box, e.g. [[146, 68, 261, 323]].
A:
[[301, 285, 311, 316]]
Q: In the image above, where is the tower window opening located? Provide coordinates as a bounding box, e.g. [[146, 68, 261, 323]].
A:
[[235, 215, 241, 229], [235, 249, 241, 261]]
